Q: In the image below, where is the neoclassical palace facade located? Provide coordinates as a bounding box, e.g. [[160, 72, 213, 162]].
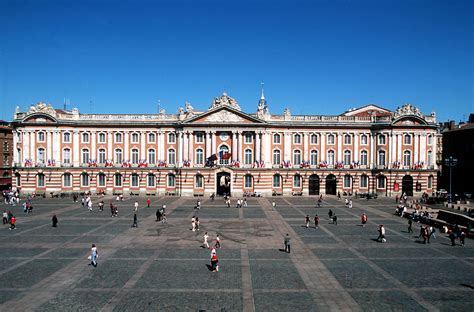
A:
[[11, 92, 439, 197]]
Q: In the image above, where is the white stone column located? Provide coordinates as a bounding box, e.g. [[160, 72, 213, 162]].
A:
[[284, 131, 291, 162], [46, 130, 52, 162], [211, 131, 217, 156], [232, 131, 237, 160], [53, 131, 60, 163], [107, 132, 113, 161], [255, 131, 261, 162], [188, 132, 194, 162], [124, 131, 129, 162], [420, 134, 426, 166], [238, 131, 243, 162], [140, 132, 146, 161], [388, 133, 393, 166], [91, 131, 97, 162], [73, 130, 79, 166], [370, 133, 375, 169], [158, 131, 165, 161], [183, 132, 189, 162], [320, 133, 326, 162], [205, 131, 211, 159], [303, 132, 309, 162], [177, 131, 184, 165], [354, 133, 359, 162], [414, 134, 419, 164], [263, 131, 271, 166]]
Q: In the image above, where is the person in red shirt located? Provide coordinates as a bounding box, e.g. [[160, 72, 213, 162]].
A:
[[9, 215, 16, 230], [146, 198, 151, 208], [361, 213, 368, 227]]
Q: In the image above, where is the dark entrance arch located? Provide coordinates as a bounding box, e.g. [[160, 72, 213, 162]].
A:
[[309, 174, 320, 195], [216, 172, 231, 196], [325, 174, 337, 195], [402, 175, 413, 196]]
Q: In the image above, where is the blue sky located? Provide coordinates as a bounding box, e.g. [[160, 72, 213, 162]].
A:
[[0, 0, 472, 122]]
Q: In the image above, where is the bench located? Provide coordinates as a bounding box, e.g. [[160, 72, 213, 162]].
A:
[[166, 191, 176, 196], [146, 191, 157, 196], [193, 193, 204, 197], [292, 191, 303, 196]]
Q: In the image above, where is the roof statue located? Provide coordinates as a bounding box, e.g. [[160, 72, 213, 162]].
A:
[[256, 84, 270, 119], [393, 103, 423, 119], [185, 101, 195, 117], [26, 102, 57, 118], [209, 92, 241, 111]]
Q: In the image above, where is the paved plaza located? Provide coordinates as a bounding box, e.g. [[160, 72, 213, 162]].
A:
[[0, 194, 473, 311]]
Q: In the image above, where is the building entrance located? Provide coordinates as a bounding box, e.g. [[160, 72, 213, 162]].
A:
[[309, 174, 320, 195], [216, 172, 231, 196], [402, 175, 413, 196], [325, 174, 337, 195]]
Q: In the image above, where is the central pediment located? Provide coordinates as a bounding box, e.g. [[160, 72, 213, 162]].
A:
[[182, 106, 265, 124]]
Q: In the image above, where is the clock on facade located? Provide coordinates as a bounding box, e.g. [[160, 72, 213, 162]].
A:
[[220, 132, 229, 141]]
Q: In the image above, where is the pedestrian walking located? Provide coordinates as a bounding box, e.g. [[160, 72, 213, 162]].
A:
[[272, 201, 276, 211], [134, 201, 138, 212], [156, 209, 161, 222], [377, 224, 386, 242], [203, 232, 209, 248], [132, 213, 138, 227], [87, 200, 93, 212], [317, 198, 322, 208], [460, 231, 466, 246], [314, 215, 320, 229], [284, 234, 291, 253], [360, 213, 368, 227], [215, 234, 221, 248], [305, 215, 310, 228], [2, 211, 7, 224], [146, 198, 151, 208], [195, 217, 200, 231], [408, 219, 413, 233], [421, 226, 429, 244], [429, 226, 436, 239], [88, 244, 98, 267], [161, 212, 167, 224], [211, 252, 219, 272], [98, 201, 104, 212], [243, 198, 247, 207], [52, 214, 58, 227], [191, 216, 196, 231], [348, 199, 353, 209], [328, 209, 333, 220], [449, 231, 456, 246], [9, 215, 16, 230], [332, 215, 338, 225], [110, 202, 115, 217], [337, 191, 341, 200]]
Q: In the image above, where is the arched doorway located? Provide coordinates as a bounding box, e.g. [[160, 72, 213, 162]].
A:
[[216, 172, 231, 196], [402, 175, 413, 196], [309, 174, 320, 195], [325, 174, 337, 195]]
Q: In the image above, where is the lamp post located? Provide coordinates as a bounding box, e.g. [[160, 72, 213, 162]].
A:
[[444, 156, 457, 203]]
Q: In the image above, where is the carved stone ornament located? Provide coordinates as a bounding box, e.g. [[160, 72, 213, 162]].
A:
[[26, 102, 57, 118], [206, 110, 244, 122], [209, 92, 241, 111], [393, 103, 423, 119]]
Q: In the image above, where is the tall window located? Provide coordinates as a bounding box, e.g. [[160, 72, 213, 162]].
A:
[[427, 135, 433, 145], [38, 132, 45, 142], [273, 133, 281, 144], [115, 174, 122, 187], [377, 175, 386, 188], [98, 133, 106, 143], [344, 134, 351, 145], [294, 134, 301, 144], [131, 133, 139, 143], [148, 133, 156, 143], [63, 132, 71, 143], [344, 175, 351, 188], [378, 150, 386, 166], [195, 149, 204, 165], [63, 148, 71, 164], [195, 132, 204, 143], [82, 133, 89, 143], [82, 149, 90, 164], [167, 174, 175, 187], [427, 151, 432, 167], [403, 151, 411, 167], [244, 175, 252, 188], [147, 174, 155, 187], [244, 149, 252, 165], [343, 150, 351, 165], [37, 148, 45, 163], [244, 132, 252, 143], [360, 175, 368, 188], [219, 145, 230, 165], [63, 173, 71, 187], [327, 150, 335, 165], [131, 149, 139, 164], [360, 134, 368, 145], [81, 173, 89, 186], [293, 175, 301, 188], [428, 175, 433, 188], [168, 149, 176, 165], [273, 174, 281, 187], [404, 134, 411, 145], [115, 149, 123, 164], [98, 173, 106, 187], [195, 175, 203, 188], [37, 173, 45, 187], [327, 134, 335, 144], [293, 150, 301, 165], [360, 150, 368, 166], [273, 150, 281, 165], [148, 149, 156, 164], [131, 174, 139, 187], [378, 134, 386, 145], [98, 149, 106, 164], [115, 133, 122, 143], [310, 150, 318, 165], [168, 133, 176, 143], [311, 134, 318, 144]]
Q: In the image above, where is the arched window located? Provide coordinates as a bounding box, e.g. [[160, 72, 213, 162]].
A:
[[131, 149, 139, 164], [82, 133, 89, 143], [293, 150, 301, 165], [147, 174, 155, 187], [98, 149, 106, 164], [115, 149, 123, 164], [167, 174, 175, 187], [244, 149, 252, 165], [63, 132, 71, 143], [148, 133, 156, 143], [37, 148, 45, 164], [310, 134, 318, 144], [81, 149, 90, 164], [131, 174, 139, 187], [63, 173, 72, 187], [343, 174, 352, 188], [377, 175, 386, 188], [38, 132, 45, 142], [63, 148, 71, 164], [115, 173, 122, 187], [343, 150, 351, 165], [244, 174, 253, 188], [378, 150, 386, 166], [98, 133, 106, 143], [344, 134, 351, 145], [131, 133, 139, 143], [115, 133, 122, 143], [360, 150, 368, 166], [294, 134, 301, 144], [195, 149, 204, 165], [148, 149, 156, 164], [168, 149, 176, 165], [428, 175, 433, 188], [360, 174, 368, 188], [98, 173, 106, 187], [195, 175, 204, 188], [273, 174, 281, 188], [273, 133, 281, 144], [168, 133, 176, 143], [37, 173, 45, 187], [403, 151, 411, 167], [427, 151, 433, 167], [404, 134, 411, 145], [81, 173, 89, 186], [310, 150, 318, 165], [360, 134, 368, 145], [272, 150, 281, 166], [293, 175, 301, 188], [327, 150, 335, 165], [327, 134, 335, 144]]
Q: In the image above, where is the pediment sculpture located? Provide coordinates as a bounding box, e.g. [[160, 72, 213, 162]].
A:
[[27, 102, 57, 118], [393, 103, 423, 119], [209, 92, 241, 111], [206, 110, 244, 122]]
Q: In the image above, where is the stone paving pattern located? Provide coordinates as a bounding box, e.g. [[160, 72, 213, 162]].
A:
[[0, 195, 473, 311]]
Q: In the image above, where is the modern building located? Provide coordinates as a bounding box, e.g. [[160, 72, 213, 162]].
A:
[[11, 92, 440, 197], [0, 120, 13, 191]]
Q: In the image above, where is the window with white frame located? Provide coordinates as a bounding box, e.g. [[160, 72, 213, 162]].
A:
[[115, 133, 122, 143], [293, 175, 301, 188], [37, 148, 45, 163], [427, 151, 432, 167], [344, 134, 351, 145], [404, 134, 411, 145], [311, 134, 318, 144], [168, 149, 176, 165], [98, 149, 106, 164], [403, 151, 411, 167], [244, 149, 252, 165], [377, 175, 386, 188], [195, 132, 204, 143], [63, 132, 71, 143], [168, 133, 176, 143], [378, 150, 386, 166], [82, 149, 90, 164], [195, 149, 204, 165], [16, 173, 21, 187], [360, 134, 368, 145], [167, 174, 175, 187], [131, 149, 139, 164], [98, 133, 106, 143], [244, 175, 252, 188], [294, 134, 301, 144], [148, 133, 156, 143], [360, 175, 368, 188], [115, 149, 123, 164], [273, 133, 281, 144], [343, 150, 351, 165], [293, 150, 301, 165], [327, 150, 335, 165], [427, 135, 433, 145], [343, 175, 351, 188], [195, 175, 203, 188], [378, 134, 386, 145], [428, 175, 433, 188], [131, 174, 139, 187], [37, 173, 45, 187], [38, 132, 45, 142], [310, 150, 318, 165], [63, 148, 71, 164], [360, 150, 368, 166], [272, 150, 281, 165], [244, 132, 252, 143], [63, 173, 71, 187], [131, 133, 139, 143], [147, 174, 155, 187], [327, 134, 335, 144], [98, 173, 106, 187], [82, 133, 89, 143], [81, 173, 89, 186], [115, 174, 122, 186], [273, 174, 281, 187], [148, 149, 156, 164]]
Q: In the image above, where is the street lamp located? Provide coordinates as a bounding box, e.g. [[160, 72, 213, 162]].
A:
[[444, 156, 457, 203]]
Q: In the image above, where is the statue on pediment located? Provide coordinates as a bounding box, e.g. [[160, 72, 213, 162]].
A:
[[393, 103, 423, 119], [284, 107, 291, 116], [27, 102, 57, 117], [209, 92, 241, 111]]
